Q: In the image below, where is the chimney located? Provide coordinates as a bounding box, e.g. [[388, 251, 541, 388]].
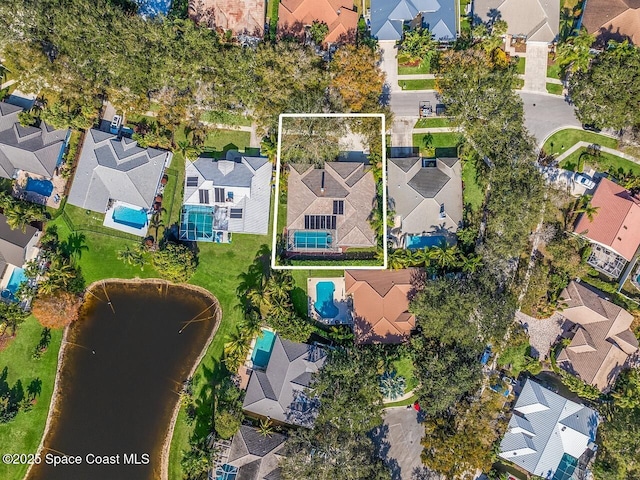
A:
[[320, 171, 325, 196]]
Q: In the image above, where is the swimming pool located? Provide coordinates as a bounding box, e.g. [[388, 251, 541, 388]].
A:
[[314, 281, 339, 319], [112, 205, 148, 230], [251, 329, 276, 369], [1, 267, 28, 301], [552, 453, 578, 480], [25, 178, 54, 197], [293, 231, 332, 250], [134, 0, 172, 16], [406, 234, 445, 249]]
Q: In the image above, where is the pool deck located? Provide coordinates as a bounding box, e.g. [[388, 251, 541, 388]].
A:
[[307, 277, 352, 325], [13, 170, 67, 209], [243, 328, 276, 373], [103, 201, 150, 237]]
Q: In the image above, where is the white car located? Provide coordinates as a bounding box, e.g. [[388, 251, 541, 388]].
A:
[[574, 172, 596, 190], [110, 115, 122, 134]]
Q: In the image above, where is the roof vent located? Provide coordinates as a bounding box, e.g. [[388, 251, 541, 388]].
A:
[[320, 171, 325, 195]]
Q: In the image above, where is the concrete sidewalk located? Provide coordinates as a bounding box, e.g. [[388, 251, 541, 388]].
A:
[[523, 42, 549, 93], [554, 141, 640, 165]]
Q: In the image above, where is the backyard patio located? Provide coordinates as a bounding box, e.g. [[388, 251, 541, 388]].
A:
[[12, 170, 66, 209], [307, 277, 351, 325]]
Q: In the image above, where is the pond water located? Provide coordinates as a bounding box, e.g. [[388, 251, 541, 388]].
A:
[[26, 281, 218, 480]]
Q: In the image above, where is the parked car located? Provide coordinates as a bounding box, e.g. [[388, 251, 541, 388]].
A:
[[110, 115, 122, 135], [419, 101, 432, 118], [574, 172, 596, 189]]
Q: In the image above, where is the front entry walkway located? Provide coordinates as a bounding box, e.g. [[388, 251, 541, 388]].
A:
[[523, 42, 549, 93], [380, 40, 400, 94]]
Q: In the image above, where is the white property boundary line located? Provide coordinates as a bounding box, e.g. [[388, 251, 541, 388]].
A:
[[271, 113, 387, 270]]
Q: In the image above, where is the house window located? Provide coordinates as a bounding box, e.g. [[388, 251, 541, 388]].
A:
[[186, 176, 198, 187], [422, 158, 436, 168], [439, 203, 445, 218], [198, 189, 210, 204], [333, 200, 344, 215], [304, 215, 336, 230], [214, 187, 225, 203], [230, 208, 243, 219]]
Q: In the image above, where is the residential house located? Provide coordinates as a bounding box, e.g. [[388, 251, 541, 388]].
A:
[[278, 0, 358, 45], [573, 177, 640, 278], [499, 379, 599, 479], [387, 156, 462, 248], [0, 213, 39, 297], [345, 269, 421, 344], [370, 0, 457, 42], [474, 0, 560, 44], [286, 161, 376, 253], [556, 281, 638, 392], [220, 425, 286, 480], [0, 101, 69, 180], [179, 151, 271, 242], [67, 129, 171, 235], [243, 335, 327, 428], [188, 0, 265, 37], [581, 0, 640, 45]]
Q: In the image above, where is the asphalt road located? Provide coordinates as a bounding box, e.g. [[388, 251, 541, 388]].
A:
[[387, 90, 581, 146]]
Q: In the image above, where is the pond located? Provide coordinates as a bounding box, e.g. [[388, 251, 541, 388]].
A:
[[26, 281, 219, 480]]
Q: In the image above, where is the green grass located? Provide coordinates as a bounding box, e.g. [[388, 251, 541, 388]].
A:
[[559, 148, 640, 178], [383, 393, 418, 408], [398, 79, 436, 90], [175, 127, 252, 159], [0, 316, 63, 480], [414, 117, 452, 128], [392, 355, 417, 392], [291, 270, 344, 317], [515, 56, 526, 75], [462, 158, 484, 213], [542, 128, 618, 156], [547, 63, 561, 79], [513, 78, 524, 90], [413, 132, 462, 157], [546, 82, 563, 95], [266, 0, 278, 22], [397, 53, 431, 75], [201, 110, 252, 127]]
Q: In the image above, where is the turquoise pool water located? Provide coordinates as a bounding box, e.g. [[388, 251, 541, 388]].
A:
[[26, 178, 54, 197], [314, 281, 339, 319], [134, 0, 172, 16], [293, 231, 332, 249], [1, 267, 28, 301], [251, 330, 276, 369], [406, 234, 445, 249], [552, 453, 578, 480], [112, 205, 148, 230]]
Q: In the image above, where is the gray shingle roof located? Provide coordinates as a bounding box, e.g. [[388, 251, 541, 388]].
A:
[[67, 129, 169, 212], [301, 169, 348, 198], [371, 0, 456, 41], [0, 213, 38, 267], [499, 379, 599, 478], [390, 157, 419, 173], [0, 102, 69, 178], [407, 167, 451, 197]]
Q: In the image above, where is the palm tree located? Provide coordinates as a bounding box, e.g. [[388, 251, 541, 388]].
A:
[[388, 249, 411, 270], [379, 371, 406, 401], [224, 328, 250, 371], [149, 213, 164, 243], [428, 240, 459, 270], [239, 311, 262, 338], [256, 418, 274, 437], [176, 139, 200, 160], [117, 245, 136, 265], [46, 258, 76, 289], [556, 29, 595, 75], [461, 253, 484, 274]]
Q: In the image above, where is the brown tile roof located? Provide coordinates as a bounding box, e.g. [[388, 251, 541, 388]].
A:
[[557, 281, 638, 391], [582, 0, 640, 44], [278, 0, 358, 44], [573, 177, 640, 261], [188, 0, 265, 36], [346, 269, 422, 344]]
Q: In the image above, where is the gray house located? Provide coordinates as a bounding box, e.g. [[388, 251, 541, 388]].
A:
[[179, 151, 271, 242], [0, 213, 39, 276], [222, 425, 286, 480], [370, 0, 457, 41], [0, 102, 69, 179], [243, 335, 326, 428], [499, 379, 599, 479], [388, 157, 462, 247], [67, 129, 170, 213]]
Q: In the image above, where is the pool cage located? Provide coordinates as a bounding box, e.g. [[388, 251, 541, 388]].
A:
[[287, 229, 340, 253], [179, 205, 230, 242]]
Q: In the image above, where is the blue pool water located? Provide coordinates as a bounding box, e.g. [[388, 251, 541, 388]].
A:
[[552, 453, 578, 480], [406, 234, 445, 249], [134, 0, 172, 16], [25, 178, 54, 197], [293, 231, 332, 249], [251, 329, 276, 369], [1, 267, 28, 301], [314, 281, 339, 319], [112, 205, 148, 230]]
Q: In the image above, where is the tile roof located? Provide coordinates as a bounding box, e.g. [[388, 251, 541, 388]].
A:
[[278, 0, 358, 44], [573, 177, 640, 261], [557, 281, 638, 391], [188, 0, 265, 36], [499, 379, 599, 478], [345, 269, 422, 344], [371, 0, 457, 41], [582, 0, 640, 45], [474, 0, 560, 43]]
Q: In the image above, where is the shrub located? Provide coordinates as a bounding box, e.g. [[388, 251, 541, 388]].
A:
[[32, 292, 83, 328]]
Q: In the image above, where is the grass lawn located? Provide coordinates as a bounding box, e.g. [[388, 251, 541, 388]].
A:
[[546, 83, 563, 95], [201, 110, 252, 127], [547, 63, 561, 79], [413, 132, 462, 157], [392, 354, 417, 392], [399, 79, 436, 90], [0, 316, 63, 480], [559, 148, 640, 178], [397, 53, 431, 75], [175, 127, 253, 159], [515, 56, 526, 75], [383, 393, 418, 408], [462, 158, 484, 213], [414, 117, 452, 128], [266, 0, 278, 22], [497, 342, 532, 377], [542, 128, 618, 156]]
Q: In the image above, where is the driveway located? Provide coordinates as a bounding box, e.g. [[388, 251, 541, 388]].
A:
[[380, 40, 400, 94], [523, 42, 549, 93], [517, 91, 580, 146], [371, 407, 438, 480], [391, 116, 419, 154]]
